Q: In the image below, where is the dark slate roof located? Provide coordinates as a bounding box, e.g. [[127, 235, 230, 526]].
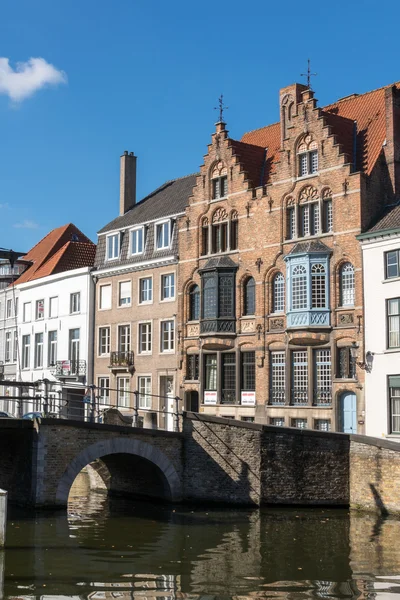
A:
[[199, 256, 239, 271], [366, 202, 400, 234], [98, 173, 198, 234], [286, 240, 333, 256]]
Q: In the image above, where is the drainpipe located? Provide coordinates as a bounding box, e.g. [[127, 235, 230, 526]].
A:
[[90, 272, 98, 420]]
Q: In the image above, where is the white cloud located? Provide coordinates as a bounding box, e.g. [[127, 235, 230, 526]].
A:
[[14, 220, 39, 229], [0, 57, 67, 102]]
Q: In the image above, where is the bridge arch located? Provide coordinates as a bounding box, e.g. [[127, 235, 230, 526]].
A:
[[55, 438, 182, 507]]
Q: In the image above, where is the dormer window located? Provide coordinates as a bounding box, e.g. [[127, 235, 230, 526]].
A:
[[106, 233, 119, 260], [211, 162, 228, 199], [131, 227, 144, 255], [297, 136, 318, 177], [155, 220, 172, 250]]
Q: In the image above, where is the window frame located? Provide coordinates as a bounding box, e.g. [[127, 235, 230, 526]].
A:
[[138, 321, 152, 354], [154, 220, 171, 251], [23, 302, 31, 323], [106, 233, 120, 261], [22, 334, 30, 369], [212, 175, 228, 200], [99, 284, 112, 310], [160, 273, 175, 302], [188, 284, 200, 321], [339, 262, 355, 307], [34, 332, 44, 369], [118, 280, 132, 307], [385, 249, 400, 280], [130, 226, 145, 256], [98, 326, 111, 356], [49, 296, 58, 318], [387, 297, 400, 349], [243, 277, 256, 316], [117, 376, 130, 408], [272, 272, 285, 313], [138, 375, 152, 409], [298, 150, 318, 178], [389, 375, 400, 434], [35, 299, 45, 320], [98, 377, 110, 405], [117, 324, 131, 353], [160, 319, 175, 353], [138, 276, 153, 304], [48, 330, 57, 367], [70, 292, 81, 315]]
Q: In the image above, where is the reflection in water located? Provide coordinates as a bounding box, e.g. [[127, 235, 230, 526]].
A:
[[2, 472, 400, 600]]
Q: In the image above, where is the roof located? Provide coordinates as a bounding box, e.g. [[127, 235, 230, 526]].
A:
[[199, 256, 238, 271], [286, 240, 333, 256], [358, 202, 400, 239], [238, 81, 400, 183], [98, 173, 198, 234], [12, 224, 95, 285]]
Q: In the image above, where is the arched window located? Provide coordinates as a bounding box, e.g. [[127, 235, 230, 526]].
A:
[[298, 136, 318, 177], [201, 217, 209, 256], [340, 263, 355, 306], [292, 265, 307, 310], [273, 273, 285, 313], [322, 188, 333, 233], [311, 264, 326, 308], [211, 208, 228, 253], [211, 162, 228, 199], [189, 284, 200, 321], [244, 277, 256, 315], [230, 211, 238, 250], [299, 186, 319, 237]]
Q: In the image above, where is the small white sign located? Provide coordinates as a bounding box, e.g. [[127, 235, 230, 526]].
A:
[[241, 391, 256, 406], [204, 391, 218, 405]]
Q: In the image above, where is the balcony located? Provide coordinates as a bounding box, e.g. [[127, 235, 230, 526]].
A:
[[200, 319, 236, 335], [286, 310, 330, 328], [109, 351, 134, 371], [55, 360, 86, 378], [270, 389, 286, 405], [313, 388, 332, 406]]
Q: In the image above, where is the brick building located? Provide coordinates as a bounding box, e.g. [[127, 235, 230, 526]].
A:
[[93, 151, 196, 429], [178, 81, 400, 432]]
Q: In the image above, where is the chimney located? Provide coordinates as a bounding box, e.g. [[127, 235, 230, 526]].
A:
[[120, 151, 137, 215]]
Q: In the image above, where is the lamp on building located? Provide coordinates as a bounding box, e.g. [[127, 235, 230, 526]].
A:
[[350, 342, 374, 373]]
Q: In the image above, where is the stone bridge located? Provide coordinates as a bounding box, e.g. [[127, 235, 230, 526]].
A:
[[1, 412, 400, 514]]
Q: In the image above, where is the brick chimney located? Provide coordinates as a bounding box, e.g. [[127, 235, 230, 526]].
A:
[[120, 151, 137, 216]]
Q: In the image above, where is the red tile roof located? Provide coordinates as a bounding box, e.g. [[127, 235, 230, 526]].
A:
[[237, 82, 400, 182], [12, 223, 95, 285]]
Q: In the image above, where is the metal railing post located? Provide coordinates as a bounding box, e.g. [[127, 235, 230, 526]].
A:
[[132, 391, 139, 428], [89, 385, 96, 423], [174, 396, 180, 432]]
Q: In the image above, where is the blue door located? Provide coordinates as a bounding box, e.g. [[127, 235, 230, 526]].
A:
[[339, 392, 357, 433]]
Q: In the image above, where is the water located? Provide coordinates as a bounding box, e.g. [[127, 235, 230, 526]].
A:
[[2, 472, 400, 600]]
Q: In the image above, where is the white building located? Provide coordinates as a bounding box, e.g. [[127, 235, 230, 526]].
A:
[[359, 203, 400, 438]]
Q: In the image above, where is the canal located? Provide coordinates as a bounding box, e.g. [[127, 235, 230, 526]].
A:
[[2, 471, 400, 600]]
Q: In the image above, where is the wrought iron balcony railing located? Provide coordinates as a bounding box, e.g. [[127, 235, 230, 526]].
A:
[[220, 389, 237, 404], [269, 389, 286, 405], [313, 388, 332, 406], [109, 351, 134, 369], [55, 360, 86, 377], [290, 389, 309, 405], [200, 319, 236, 335]]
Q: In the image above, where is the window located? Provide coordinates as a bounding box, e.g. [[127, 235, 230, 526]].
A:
[[34, 333, 43, 368], [201, 220, 209, 255], [340, 263, 355, 306], [35, 299, 44, 320], [323, 199, 333, 233], [311, 264, 326, 308], [314, 349, 332, 405], [388, 298, 400, 348], [212, 221, 228, 253], [6, 299, 12, 318], [160, 320, 174, 352], [287, 205, 296, 240], [106, 233, 119, 260], [69, 329, 80, 364], [118, 325, 131, 353], [241, 352, 255, 391], [70, 292, 80, 314], [22, 335, 30, 369], [23, 302, 31, 323], [138, 376, 151, 409], [155, 221, 171, 250], [138, 322, 152, 353], [161, 273, 175, 300], [212, 176, 228, 199], [48, 331, 57, 366], [337, 347, 356, 379], [118, 281, 131, 306], [189, 284, 200, 321], [243, 278, 255, 316], [298, 141, 318, 177], [98, 327, 110, 356], [272, 273, 285, 313], [202, 272, 217, 319], [292, 418, 308, 428], [300, 203, 319, 237], [292, 351, 308, 405], [292, 265, 308, 310], [14, 298, 18, 317], [201, 271, 235, 320], [230, 213, 238, 250], [99, 285, 111, 309], [13, 331, 17, 362], [98, 377, 110, 405], [221, 353, 236, 404], [205, 354, 217, 390], [386, 250, 400, 279], [186, 354, 199, 381], [139, 277, 152, 303], [270, 351, 285, 404], [5, 332, 11, 362], [270, 417, 285, 427], [117, 377, 130, 408], [131, 227, 144, 255], [49, 297, 58, 318], [389, 375, 400, 434], [314, 419, 331, 432]]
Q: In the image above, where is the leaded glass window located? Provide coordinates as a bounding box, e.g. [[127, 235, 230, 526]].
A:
[[201, 224, 209, 255], [205, 354, 217, 390], [287, 206, 295, 239], [314, 349, 332, 405], [203, 273, 217, 319], [314, 419, 331, 431], [222, 353, 236, 404], [270, 417, 285, 426], [388, 298, 400, 348], [292, 265, 307, 310], [292, 418, 308, 428], [323, 199, 333, 233], [212, 222, 228, 253], [189, 284, 200, 320], [242, 352, 255, 391], [186, 354, 199, 381], [311, 263, 326, 308], [299, 153, 308, 177], [212, 176, 228, 199], [291, 351, 308, 404], [301, 204, 310, 236], [230, 216, 238, 250], [219, 274, 234, 318], [270, 351, 286, 404], [337, 347, 356, 379], [310, 150, 318, 173], [244, 277, 255, 315], [340, 263, 355, 306], [273, 272, 285, 313]]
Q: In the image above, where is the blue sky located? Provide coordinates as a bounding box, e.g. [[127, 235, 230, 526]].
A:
[[0, 0, 399, 252]]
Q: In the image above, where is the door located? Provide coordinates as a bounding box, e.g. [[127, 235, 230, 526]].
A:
[[339, 392, 357, 433], [160, 376, 174, 431]]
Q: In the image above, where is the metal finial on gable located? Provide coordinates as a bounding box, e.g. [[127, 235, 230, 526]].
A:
[[214, 94, 228, 123], [301, 59, 317, 89]]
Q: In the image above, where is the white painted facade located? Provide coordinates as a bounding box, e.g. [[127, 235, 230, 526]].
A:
[[14, 267, 95, 416], [361, 232, 400, 438], [0, 284, 19, 411]]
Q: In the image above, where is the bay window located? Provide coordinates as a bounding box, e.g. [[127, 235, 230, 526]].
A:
[[200, 263, 236, 334]]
